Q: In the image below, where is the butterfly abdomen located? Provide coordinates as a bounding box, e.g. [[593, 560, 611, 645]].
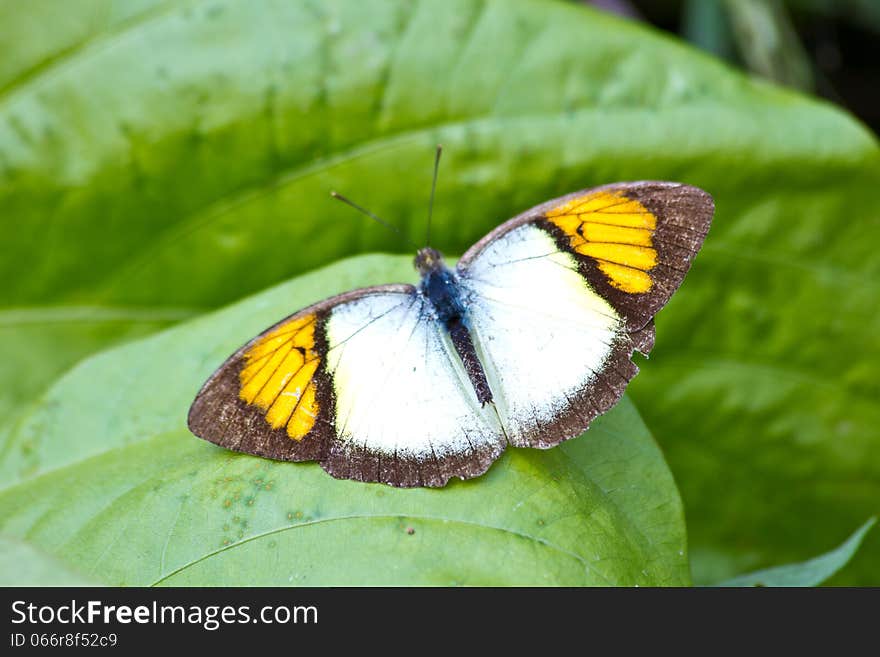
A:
[[447, 320, 493, 406]]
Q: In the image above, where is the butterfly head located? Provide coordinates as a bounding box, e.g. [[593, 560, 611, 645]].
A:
[[414, 247, 445, 275]]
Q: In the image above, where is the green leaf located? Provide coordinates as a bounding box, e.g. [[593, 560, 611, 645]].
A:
[[0, 535, 96, 586], [3, 0, 879, 585], [0, 255, 688, 586], [718, 518, 876, 587]]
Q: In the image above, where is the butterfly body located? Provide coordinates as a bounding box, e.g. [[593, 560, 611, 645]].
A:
[[188, 181, 714, 488], [416, 247, 493, 406]]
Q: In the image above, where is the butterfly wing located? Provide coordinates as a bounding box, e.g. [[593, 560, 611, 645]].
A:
[[457, 181, 713, 447], [188, 285, 505, 487]]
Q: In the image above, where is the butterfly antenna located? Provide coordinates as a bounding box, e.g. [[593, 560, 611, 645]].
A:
[[425, 144, 442, 247], [330, 191, 418, 250]]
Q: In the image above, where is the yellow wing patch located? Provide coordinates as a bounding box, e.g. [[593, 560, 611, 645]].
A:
[[239, 314, 320, 440], [546, 191, 658, 293]]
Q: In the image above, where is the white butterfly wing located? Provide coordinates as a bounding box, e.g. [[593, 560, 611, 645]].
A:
[[460, 223, 638, 447], [321, 291, 505, 486]]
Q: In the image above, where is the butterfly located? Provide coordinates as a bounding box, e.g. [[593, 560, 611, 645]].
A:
[[188, 148, 713, 488]]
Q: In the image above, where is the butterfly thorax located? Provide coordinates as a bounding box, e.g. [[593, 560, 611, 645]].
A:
[[415, 248, 467, 327]]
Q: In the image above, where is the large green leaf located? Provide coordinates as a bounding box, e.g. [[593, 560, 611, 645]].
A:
[[2, 0, 878, 584], [0, 256, 688, 586]]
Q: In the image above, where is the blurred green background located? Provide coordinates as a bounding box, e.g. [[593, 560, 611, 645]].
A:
[[592, 0, 880, 129], [0, 0, 877, 585]]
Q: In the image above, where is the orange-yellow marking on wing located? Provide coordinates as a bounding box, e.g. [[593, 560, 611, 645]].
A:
[[254, 346, 304, 409], [576, 243, 657, 271], [286, 382, 318, 439], [245, 315, 312, 360], [546, 190, 658, 293], [265, 359, 319, 434], [239, 313, 321, 440], [597, 263, 653, 293], [581, 223, 652, 246], [240, 344, 292, 404], [548, 192, 657, 229]]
